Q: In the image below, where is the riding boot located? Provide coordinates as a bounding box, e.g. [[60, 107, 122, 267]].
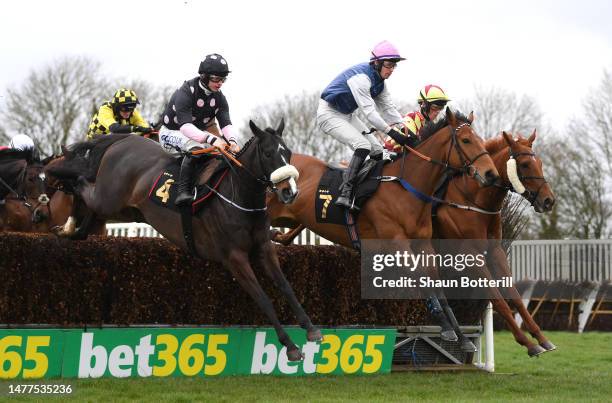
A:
[[175, 154, 196, 206], [335, 149, 368, 211]]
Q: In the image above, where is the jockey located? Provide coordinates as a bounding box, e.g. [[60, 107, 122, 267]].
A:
[[2, 134, 35, 152], [87, 88, 151, 139], [318, 40, 416, 211], [384, 111, 426, 151], [418, 84, 451, 122], [158, 53, 240, 206], [384, 85, 450, 151]]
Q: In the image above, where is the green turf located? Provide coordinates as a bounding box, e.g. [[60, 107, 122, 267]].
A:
[[2, 331, 611, 402]]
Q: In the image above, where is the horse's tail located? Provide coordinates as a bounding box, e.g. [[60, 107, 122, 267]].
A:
[[54, 134, 132, 182]]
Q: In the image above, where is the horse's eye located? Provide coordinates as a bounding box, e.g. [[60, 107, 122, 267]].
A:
[[521, 163, 529, 169], [265, 152, 272, 158], [462, 138, 470, 144]]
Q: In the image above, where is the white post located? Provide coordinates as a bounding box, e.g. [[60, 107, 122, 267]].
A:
[[484, 301, 495, 372]]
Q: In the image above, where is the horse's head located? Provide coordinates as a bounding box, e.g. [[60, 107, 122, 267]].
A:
[[446, 109, 499, 186], [24, 162, 50, 223], [501, 130, 555, 212], [248, 119, 299, 204]]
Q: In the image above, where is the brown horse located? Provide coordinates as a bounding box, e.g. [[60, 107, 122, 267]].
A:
[[0, 149, 50, 232], [268, 109, 500, 351], [47, 121, 321, 361], [42, 155, 107, 237], [432, 131, 556, 356], [277, 130, 557, 356]]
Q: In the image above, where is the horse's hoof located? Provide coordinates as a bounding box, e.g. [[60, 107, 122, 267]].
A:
[[460, 339, 478, 353], [440, 330, 458, 342], [540, 341, 557, 351], [307, 328, 323, 342], [528, 345, 547, 357], [270, 229, 281, 241], [287, 348, 304, 362]]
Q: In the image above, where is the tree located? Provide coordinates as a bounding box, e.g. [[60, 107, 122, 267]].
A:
[[457, 85, 545, 138], [0, 56, 108, 155], [529, 135, 612, 239], [117, 78, 174, 127], [569, 68, 612, 175], [247, 91, 352, 162]]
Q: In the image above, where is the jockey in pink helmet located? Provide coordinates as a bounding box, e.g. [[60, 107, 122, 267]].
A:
[[317, 40, 416, 211]]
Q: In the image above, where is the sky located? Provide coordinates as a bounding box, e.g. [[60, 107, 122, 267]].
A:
[[1, 0, 611, 133]]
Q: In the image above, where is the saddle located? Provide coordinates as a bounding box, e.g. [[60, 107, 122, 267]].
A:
[[148, 154, 229, 214], [315, 159, 386, 225]]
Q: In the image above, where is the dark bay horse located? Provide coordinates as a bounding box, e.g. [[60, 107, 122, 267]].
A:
[[268, 109, 500, 351], [432, 131, 556, 356], [0, 149, 50, 231], [41, 155, 107, 237], [47, 121, 320, 361]]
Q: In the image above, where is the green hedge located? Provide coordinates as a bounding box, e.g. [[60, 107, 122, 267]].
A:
[[0, 233, 484, 326]]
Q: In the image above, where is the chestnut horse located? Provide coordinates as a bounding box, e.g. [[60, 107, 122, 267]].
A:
[[268, 109, 500, 351], [0, 149, 50, 231], [432, 131, 556, 356], [276, 130, 557, 357], [47, 121, 320, 361]]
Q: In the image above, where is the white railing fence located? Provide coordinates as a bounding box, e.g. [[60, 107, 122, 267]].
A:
[[510, 240, 612, 282]]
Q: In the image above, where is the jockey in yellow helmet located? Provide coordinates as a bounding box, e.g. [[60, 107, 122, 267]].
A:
[[417, 84, 451, 122], [87, 88, 151, 139]]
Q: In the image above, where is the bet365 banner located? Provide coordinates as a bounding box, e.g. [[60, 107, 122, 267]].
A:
[[0, 328, 396, 379]]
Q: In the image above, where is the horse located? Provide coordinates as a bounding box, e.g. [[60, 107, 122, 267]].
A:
[[46, 120, 321, 361], [267, 109, 500, 351], [276, 129, 557, 357], [0, 149, 50, 231], [432, 130, 556, 356], [41, 155, 107, 237]]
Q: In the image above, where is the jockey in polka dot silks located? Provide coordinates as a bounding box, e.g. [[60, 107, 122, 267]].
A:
[[317, 40, 418, 211], [87, 89, 151, 139], [159, 53, 240, 206]]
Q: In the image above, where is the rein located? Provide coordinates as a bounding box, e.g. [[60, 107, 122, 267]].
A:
[[385, 121, 498, 213]]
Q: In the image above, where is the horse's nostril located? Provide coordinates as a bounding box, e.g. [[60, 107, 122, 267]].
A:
[[544, 197, 555, 209]]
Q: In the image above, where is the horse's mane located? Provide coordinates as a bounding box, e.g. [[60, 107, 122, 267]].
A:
[[484, 133, 530, 154], [418, 110, 472, 142], [484, 135, 508, 154], [235, 135, 256, 159], [55, 134, 132, 181]]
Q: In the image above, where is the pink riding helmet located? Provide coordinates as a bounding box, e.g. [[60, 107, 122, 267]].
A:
[[370, 40, 406, 62]]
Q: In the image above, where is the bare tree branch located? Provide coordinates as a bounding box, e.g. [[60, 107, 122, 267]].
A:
[[247, 91, 352, 162]]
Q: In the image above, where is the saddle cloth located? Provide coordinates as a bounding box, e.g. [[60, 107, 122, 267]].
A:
[[148, 155, 228, 213], [315, 159, 385, 225]]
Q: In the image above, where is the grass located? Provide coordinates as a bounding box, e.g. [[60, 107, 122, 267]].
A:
[[2, 331, 611, 402]]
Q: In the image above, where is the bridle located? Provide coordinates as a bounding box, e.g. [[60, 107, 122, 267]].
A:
[[497, 148, 548, 207], [0, 163, 50, 222], [400, 121, 490, 179]]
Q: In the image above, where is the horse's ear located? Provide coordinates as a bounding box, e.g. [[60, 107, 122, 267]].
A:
[[276, 118, 285, 137], [249, 120, 265, 138], [61, 145, 72, 158], [446, 108, 457, 126], [528, 129, 537, 145], [468, 111, 474, 123], [502, 131, 515, 146]]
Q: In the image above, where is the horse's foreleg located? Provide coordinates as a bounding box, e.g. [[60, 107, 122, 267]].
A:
[[270, 225, 305, 246], [257, 241, 322, 342], [488, 247, 556, 352], [490, 298, 545, 357], [225, 249, 304, 361]]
